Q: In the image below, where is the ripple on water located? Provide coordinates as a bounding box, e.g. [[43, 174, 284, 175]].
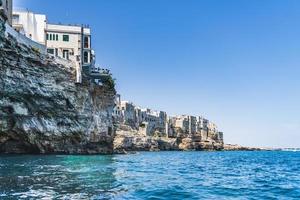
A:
[[0, 151, 300, 199]]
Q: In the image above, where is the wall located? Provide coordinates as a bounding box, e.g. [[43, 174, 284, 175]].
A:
[[5, 22, 46, 53], [12, 11, 47, 45]]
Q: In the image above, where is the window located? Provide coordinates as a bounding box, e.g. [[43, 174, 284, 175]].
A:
[[47, 48, 54, 55], [63, 35, 69, 42], [12, 14, 19, 24], [63, 50, 69, 60], [56, 34, 58, 41], [84, 51, 89, 63], [49, 34, 52, 40], [84, 36, 89, 48], [46, 33, 49, 40]]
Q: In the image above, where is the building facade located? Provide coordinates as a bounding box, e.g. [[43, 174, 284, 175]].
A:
[[46, 24, 92, 83], [0, 0, 12, 25], [12, 10, 93, 83], [12, 11, 46, 45], [115, 98, 223, 140], [115, 100, 168, 136]]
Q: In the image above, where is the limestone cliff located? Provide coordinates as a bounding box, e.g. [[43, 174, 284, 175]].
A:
[[113, 125, 223, 153], [0, 21, 116, 154], [113, 128, 179, 153]]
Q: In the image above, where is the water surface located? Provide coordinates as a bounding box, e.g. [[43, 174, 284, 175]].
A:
[[0, 151, 300, 199]]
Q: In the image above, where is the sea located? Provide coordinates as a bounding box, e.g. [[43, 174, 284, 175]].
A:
[[0, 151, 299, 199]]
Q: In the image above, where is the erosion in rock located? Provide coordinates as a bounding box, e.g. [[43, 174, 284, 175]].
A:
[[0, 20, 116, 154]]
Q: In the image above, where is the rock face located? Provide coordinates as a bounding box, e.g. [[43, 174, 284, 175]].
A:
[[0, 20, 116, 154], [113, 129, 179, 153], [223, 144, 267, 151], [178, 133, 223, 151], [113, 125, 223, 153]]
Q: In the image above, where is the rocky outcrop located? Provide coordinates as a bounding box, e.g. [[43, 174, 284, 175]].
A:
[[113, 125, 223, 153], [178, 136, 223, 151], [0, 20, 116, 154], [223, 144, 267, 151], [113, 129, 179, 153]]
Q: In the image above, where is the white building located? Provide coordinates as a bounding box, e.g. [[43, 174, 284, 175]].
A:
[[174, 115, 189, 133], [46, 23, 92, 83], [0, 0, 12, 25], [12, 10, 93, 83], [12, 11, 46, 45]]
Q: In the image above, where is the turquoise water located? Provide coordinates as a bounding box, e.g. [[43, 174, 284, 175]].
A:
[[0, 151, 300, 199]]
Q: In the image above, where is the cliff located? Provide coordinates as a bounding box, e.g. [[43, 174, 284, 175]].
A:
[[113, 125, 223, 153], [223, 144, 269, 151], [113, 127, 179, 153], [0, 20, 116, 154]]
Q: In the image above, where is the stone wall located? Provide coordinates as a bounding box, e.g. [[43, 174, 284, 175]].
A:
[[0, 19, 116, 154]]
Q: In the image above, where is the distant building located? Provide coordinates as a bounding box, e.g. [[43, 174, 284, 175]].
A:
[[188, 116, 197, 134], [172, 115, 197, 135], [113, 94, 121, 119], [119, 101, 136, 128], [12, 10, 94, 83], [174, 115, 189, 133], [196, 116, 209, 140], [0, 0, 13, 25], [114, 100, 168, 136]]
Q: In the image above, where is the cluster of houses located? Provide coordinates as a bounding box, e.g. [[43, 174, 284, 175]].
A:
[[1, 1, 223, 143], [113, 95, 223, 142], [1, 0, 109, 84]]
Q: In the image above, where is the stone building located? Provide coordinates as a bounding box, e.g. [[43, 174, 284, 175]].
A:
[[115, 100, 168, 136], [139, 109, 167, 136], [172, 115, 197, 135], [0, 0, 12, 25], [114, 97, 223, 142], [174, 115, 189, 133], [196, 116, 209, 140], [188, 116, 197, 134], [119, 101, 136, 128]]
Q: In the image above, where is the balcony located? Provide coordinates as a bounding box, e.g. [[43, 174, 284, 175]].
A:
[[90, 67, 110, 79]]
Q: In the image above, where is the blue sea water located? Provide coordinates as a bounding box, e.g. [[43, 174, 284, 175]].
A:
[[0, 151, 300, 200]]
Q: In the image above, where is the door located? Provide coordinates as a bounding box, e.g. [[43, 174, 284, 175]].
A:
[[63, 50, 69, 60]]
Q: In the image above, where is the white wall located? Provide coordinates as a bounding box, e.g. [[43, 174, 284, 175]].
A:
[[12, 11, 47, 45], [5, 22, 46, 54]]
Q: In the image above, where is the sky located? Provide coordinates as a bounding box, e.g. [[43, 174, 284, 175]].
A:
[[14, 0, 300, 148]]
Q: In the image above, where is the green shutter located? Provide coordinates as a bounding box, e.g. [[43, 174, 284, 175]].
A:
[[63, 35, 69, 42]]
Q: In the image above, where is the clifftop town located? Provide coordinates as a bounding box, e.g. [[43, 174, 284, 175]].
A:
[[113, 98, 224, 152], [0, 3, 116, 154], [0, 0, 224, 154]]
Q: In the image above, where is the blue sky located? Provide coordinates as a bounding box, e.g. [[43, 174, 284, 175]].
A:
[[15, 0, 300, 148]]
